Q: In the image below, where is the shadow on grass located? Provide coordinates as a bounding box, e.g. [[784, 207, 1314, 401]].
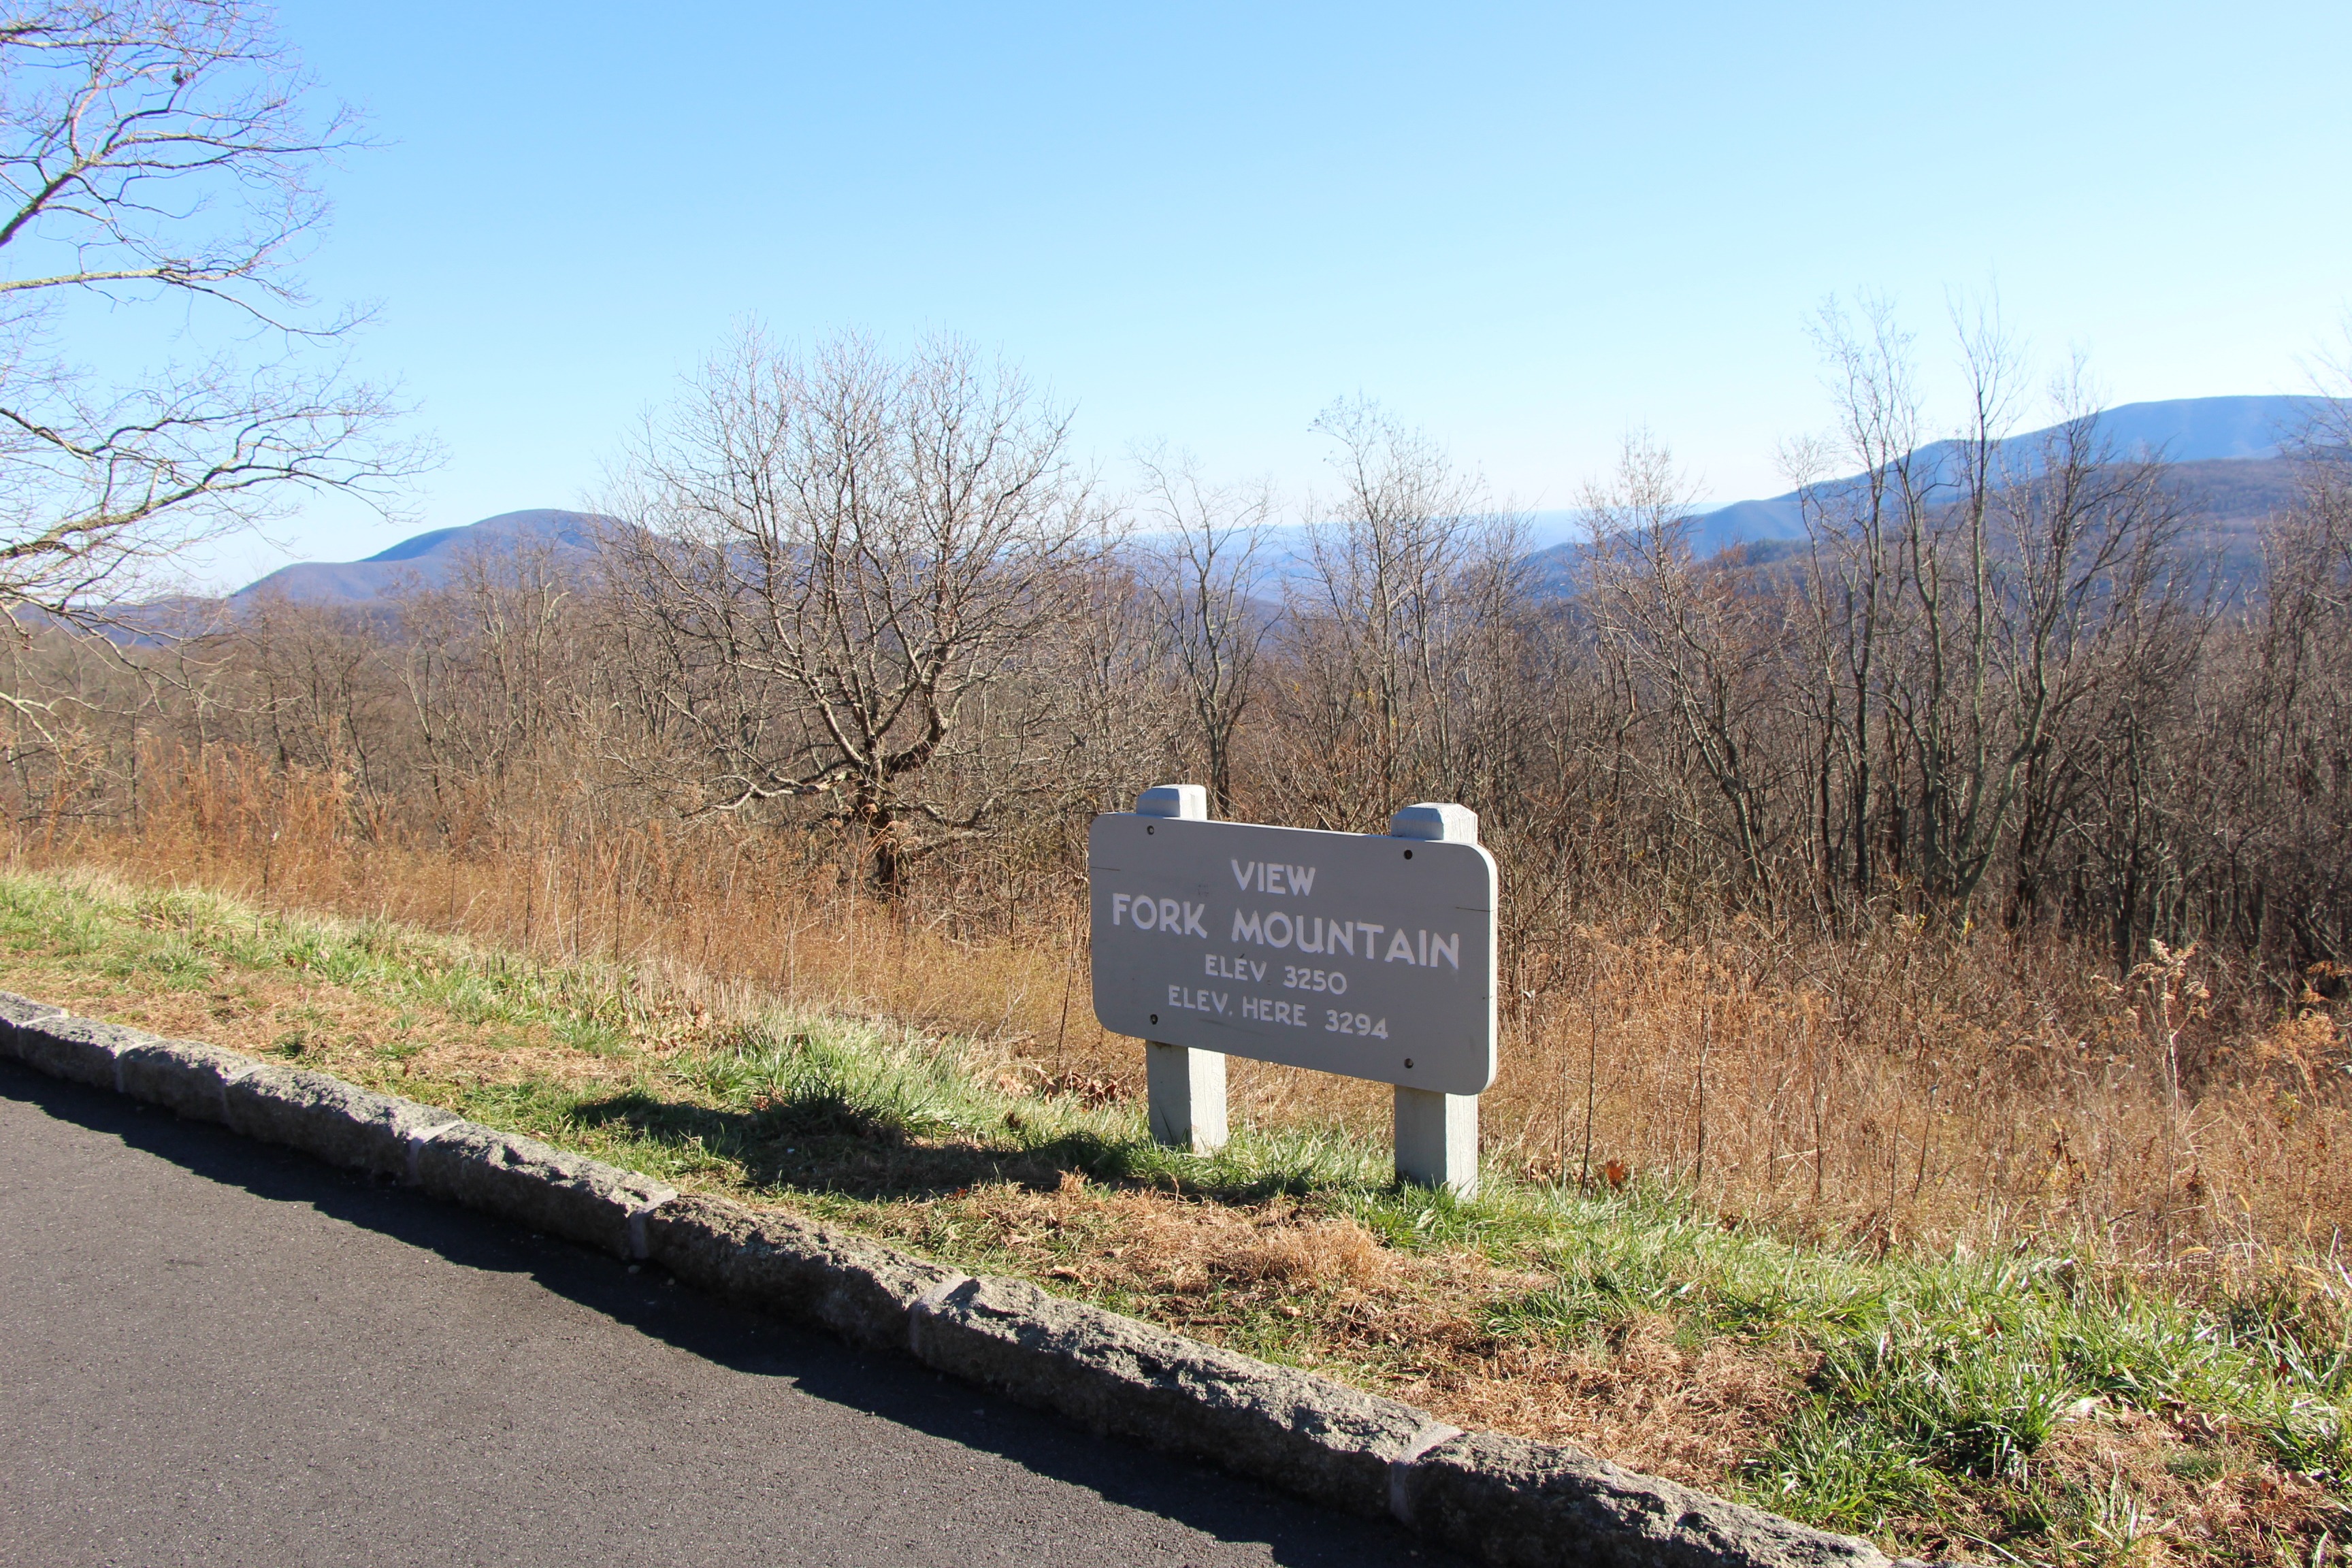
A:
[[566, 1083, 1379, 1209]]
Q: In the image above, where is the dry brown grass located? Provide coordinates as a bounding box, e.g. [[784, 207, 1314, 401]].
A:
[[853, 1171, 1812, 1492], [31, 745, 2347, 1275]]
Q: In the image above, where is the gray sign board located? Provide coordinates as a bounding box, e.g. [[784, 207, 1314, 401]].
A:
[[1088, 813, 1498, 1095]]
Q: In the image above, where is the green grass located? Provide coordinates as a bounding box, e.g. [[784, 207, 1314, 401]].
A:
[[1, 865, 2345, 1565]]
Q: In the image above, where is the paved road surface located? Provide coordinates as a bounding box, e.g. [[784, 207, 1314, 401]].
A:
[[0, 1062, 1458, 1567]]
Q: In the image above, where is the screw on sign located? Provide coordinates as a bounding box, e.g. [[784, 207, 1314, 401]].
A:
[[1088, 785, 1497, 1194]]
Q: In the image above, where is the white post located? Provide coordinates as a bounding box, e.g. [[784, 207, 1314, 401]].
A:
[[1388, 802, 1480, 1196], [1146, 1039, 1228, 1153], [1136, 784, 1227, 1154], [1393, 1084, 1478, 1196]]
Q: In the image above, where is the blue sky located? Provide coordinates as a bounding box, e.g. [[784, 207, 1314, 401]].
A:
[[214, 0, 2352, 584]]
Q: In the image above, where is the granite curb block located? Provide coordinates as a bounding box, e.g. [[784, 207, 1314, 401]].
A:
[[1394, 1430, 1899, 1568], [641, 1192, 964, 1351], [906, 1271, 1434, 1519], [116, 1036, 265, 1124], [0, 992, 1936, 1568], [223, 1062, 463, 1180], [410, 1122, 677, 1262]]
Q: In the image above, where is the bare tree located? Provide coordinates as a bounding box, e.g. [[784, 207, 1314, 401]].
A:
[[395, 542, 588, 809], [1281, 397, 1499, 825], [0, 1, 421, 621], [604, 328, 1094, 892], [213, 590, 399, 789], [1785, 295, 1921, 909], [1786, 299, 2204, 932], [1132, 445, 1270, 817], [1582, 431, 1786, 896]]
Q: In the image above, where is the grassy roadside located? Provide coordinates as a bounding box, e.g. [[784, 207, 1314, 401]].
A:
[[2, 866, 2344, 1567]]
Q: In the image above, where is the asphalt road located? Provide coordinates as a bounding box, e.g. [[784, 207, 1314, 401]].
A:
[[0, 1061, 1458, 1568]]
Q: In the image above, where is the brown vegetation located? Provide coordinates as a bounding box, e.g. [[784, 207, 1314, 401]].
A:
[[3, 321, 2349, 1275]]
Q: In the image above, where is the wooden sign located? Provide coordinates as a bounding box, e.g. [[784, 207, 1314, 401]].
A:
[[1088, 811, 1498, 1096]]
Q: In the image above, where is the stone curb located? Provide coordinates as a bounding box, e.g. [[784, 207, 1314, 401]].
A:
[[642, 1192, 964, 1351], [909, 1271, 1434, 1519], [0, 992, 1940, 1568], [410, 1121, 677, 1262]]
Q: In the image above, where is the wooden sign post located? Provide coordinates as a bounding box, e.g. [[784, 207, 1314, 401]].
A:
[[1088, 785, 1497, 1195]]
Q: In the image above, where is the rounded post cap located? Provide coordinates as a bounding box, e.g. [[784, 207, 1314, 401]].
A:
[[1136, 783, 1208, 821], [1387, 802, 1477, 843]]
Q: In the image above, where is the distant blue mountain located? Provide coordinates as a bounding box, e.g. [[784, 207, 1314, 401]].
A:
[[1691, 394, 2312, 554], [233, 509, 610, 604], [2065, 395, 2310, 462], [1526, 394, 2321, 578]]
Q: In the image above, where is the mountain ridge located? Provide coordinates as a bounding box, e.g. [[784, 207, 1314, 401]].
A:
[[224, 397, 2322, 607], [1518, 393, 2321, 578], [231, 508, 612, 604]]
